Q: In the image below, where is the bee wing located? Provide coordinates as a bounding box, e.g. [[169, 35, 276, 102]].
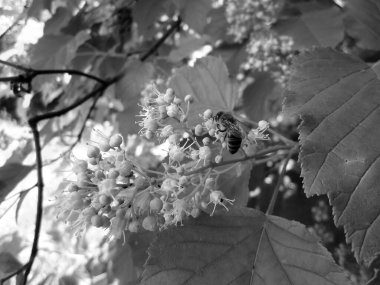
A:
[[226, 121, 244, 138]]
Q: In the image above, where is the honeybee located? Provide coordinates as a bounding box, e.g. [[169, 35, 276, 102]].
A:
[[213, 112, 245, 154]]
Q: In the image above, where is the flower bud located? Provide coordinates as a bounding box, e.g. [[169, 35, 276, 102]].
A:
[[194, 124, 203, 136], [99, 142, 111, 152], [135, 176, 149, 190], [202, 137, 211, 146], [108, 169, 119, 179], [258, 120, 269, 131], [150, 197, 163, 212], [166, 103, 180, 117], [184, 94, 193, 103], [99, 194, 112, 206], [142, 215, 158, 231], [145, 130, 154, 140], [215, 154, 223, 163], [164, 88, 175, 103], [87, 145, 100, 158], [203, 109, 213, 120], [119, 160, 133, 177], [199, 146, 211, 161], [109, 134, 123, 148], [88, 157, 98, 165]]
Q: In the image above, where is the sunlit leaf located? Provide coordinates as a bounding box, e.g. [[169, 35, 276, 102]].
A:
[[0, 163, 34, 204], [283, 48, 380, 264], [30, 31, 90, 70], [142, 208, 349, 285], [43, 7, 71, 35], [344, 0, 380, 50], [168, 56, 237, 126]]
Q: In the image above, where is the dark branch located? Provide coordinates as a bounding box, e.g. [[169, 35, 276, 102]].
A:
[[266, 144, 299, 215], [28, 80, 114, 124], [140, 17, 182, 62], [22, 122, 43, 285]]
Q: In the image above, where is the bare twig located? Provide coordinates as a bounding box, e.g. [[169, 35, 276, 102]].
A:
[[266, 144, 299, 215]]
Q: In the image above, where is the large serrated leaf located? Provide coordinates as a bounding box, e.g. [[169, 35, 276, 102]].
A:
[[142, 208, 348, 285], [283, 48, 380, 264], [168, 56, 236, 126]]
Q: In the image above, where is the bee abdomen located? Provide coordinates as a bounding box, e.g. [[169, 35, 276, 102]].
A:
[[227, 134, 242, 154]]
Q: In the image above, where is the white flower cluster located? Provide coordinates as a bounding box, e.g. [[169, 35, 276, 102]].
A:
[[225, 0, 283, 42], [56, 85, 269, 240], [225, 0, 294, 84], [243, 30, 294, 85]]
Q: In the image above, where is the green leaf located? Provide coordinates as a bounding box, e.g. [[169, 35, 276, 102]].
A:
[[344, 0, 380, 50], [283, 48, 380, 264], [116, 60, 155, 135], [180, 0, 212, 34], [30, 31, 90, 70], [204, 7, 229, 43], [132, 0, 171, 39], [0, 163, 34, 204], [275, 5, 344, 49], [0, 252, 22, 279], [213, 43, 247, 76], [142, 208, 349, 285], [43, 7, 71, 35], [241, 72, 283, 121], [168, 56, 237, 126]]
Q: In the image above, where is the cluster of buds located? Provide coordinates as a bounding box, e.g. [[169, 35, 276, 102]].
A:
[[225, 0, 284, 42], [242, 30, 294, 85], [57, 86, 270, 240]]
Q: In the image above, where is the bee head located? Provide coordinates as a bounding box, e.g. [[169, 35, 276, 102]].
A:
[[213, 111, 225, 121]]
